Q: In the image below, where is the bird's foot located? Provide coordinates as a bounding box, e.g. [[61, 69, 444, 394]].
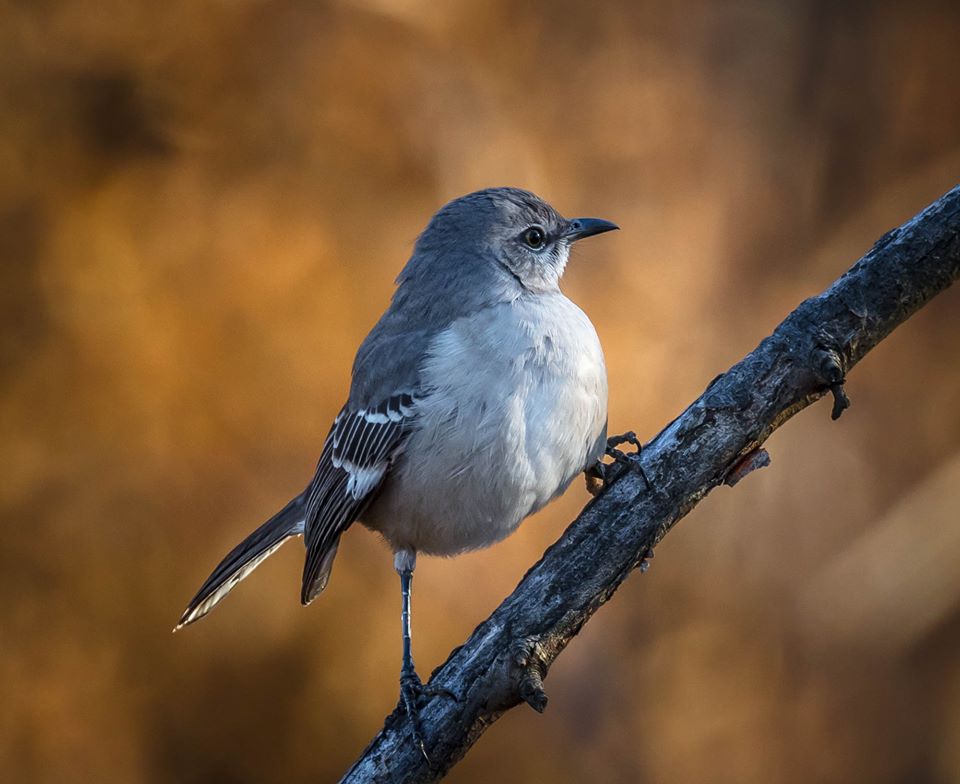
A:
[[584, 463, 605, 496], [399, 667, 458, 764], [400, 666, 431, 763], [605, 431, 651, 489]]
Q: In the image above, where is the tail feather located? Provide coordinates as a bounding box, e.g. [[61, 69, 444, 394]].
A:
[[302, 534, 341, 605], [175, 494, 305, 630]]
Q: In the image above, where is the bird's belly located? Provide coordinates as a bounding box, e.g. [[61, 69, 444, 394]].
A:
[[363, 297, 608, 556]]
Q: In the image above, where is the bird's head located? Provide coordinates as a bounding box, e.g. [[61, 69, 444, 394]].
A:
[[405, 188, 618, 298]]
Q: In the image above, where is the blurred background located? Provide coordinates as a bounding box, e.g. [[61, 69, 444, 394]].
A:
[[2, 0, 960, 781]]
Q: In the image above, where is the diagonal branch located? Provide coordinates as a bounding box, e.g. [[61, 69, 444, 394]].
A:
[[342, 185, 960, 783]]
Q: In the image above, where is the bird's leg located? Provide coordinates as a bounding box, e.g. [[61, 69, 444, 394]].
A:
[[396, 550, 430, 762]]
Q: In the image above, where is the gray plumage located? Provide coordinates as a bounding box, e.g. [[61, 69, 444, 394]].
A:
[[177, 187, 615, 631]]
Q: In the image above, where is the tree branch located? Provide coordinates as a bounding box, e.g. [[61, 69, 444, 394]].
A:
[[341, 185, 960, 783]]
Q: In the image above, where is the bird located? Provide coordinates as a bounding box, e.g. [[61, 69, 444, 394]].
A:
[[176, 187, 618, 755]]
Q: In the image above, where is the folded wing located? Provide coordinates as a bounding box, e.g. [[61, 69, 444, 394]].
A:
[[300, 392, 416, 603]]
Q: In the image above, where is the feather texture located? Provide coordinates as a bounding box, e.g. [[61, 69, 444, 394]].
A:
[[300, 394, 415, 603]]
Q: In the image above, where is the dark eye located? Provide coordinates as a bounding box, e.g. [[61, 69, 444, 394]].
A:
[[522, 226, 546, 249]]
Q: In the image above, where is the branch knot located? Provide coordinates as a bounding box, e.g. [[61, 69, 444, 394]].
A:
[[512, 637, 549, 714], [811, 343, 852, 420]]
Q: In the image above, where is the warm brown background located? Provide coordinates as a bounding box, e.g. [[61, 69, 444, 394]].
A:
[[3, 1, 960, 782]]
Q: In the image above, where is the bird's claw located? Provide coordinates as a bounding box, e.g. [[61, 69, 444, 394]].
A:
[[605, 431, 651, 489], [400, 666, 431, 763], [399, 668, 458, 764], [606, 430, 641, 457]]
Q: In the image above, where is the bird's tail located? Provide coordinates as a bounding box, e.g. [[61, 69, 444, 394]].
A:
[[175, 494, 306, 630]]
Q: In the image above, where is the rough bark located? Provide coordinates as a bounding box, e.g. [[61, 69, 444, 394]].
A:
[[341, 185, 960, 783]]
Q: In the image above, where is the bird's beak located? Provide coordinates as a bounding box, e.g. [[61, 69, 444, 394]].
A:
[[564, 217, 619, 242]]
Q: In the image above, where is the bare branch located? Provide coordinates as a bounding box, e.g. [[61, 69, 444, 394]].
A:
[[341, 185, 960, 783]]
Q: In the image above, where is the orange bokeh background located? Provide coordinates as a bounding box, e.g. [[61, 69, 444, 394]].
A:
[[2, 1, 960, 781]]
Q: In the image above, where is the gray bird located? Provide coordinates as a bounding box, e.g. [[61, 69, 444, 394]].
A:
[[176, 187, 618, 753]]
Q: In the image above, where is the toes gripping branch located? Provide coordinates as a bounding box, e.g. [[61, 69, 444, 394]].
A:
[[604, 431, 651, 489]]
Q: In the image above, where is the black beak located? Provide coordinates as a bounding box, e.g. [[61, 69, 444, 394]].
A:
[[564, 217, 619, 242]]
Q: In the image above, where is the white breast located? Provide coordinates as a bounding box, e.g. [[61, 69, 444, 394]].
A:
[[363, 294, 608, 556]]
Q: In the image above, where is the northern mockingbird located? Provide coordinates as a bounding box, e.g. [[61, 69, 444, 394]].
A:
[[177, 187, 618, 755]]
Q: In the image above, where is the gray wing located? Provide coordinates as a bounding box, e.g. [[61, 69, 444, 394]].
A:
[[300, 392, 416, 603]]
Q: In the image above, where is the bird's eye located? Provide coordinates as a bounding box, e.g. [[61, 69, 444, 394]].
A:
[[522, 226, 546, 249]]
